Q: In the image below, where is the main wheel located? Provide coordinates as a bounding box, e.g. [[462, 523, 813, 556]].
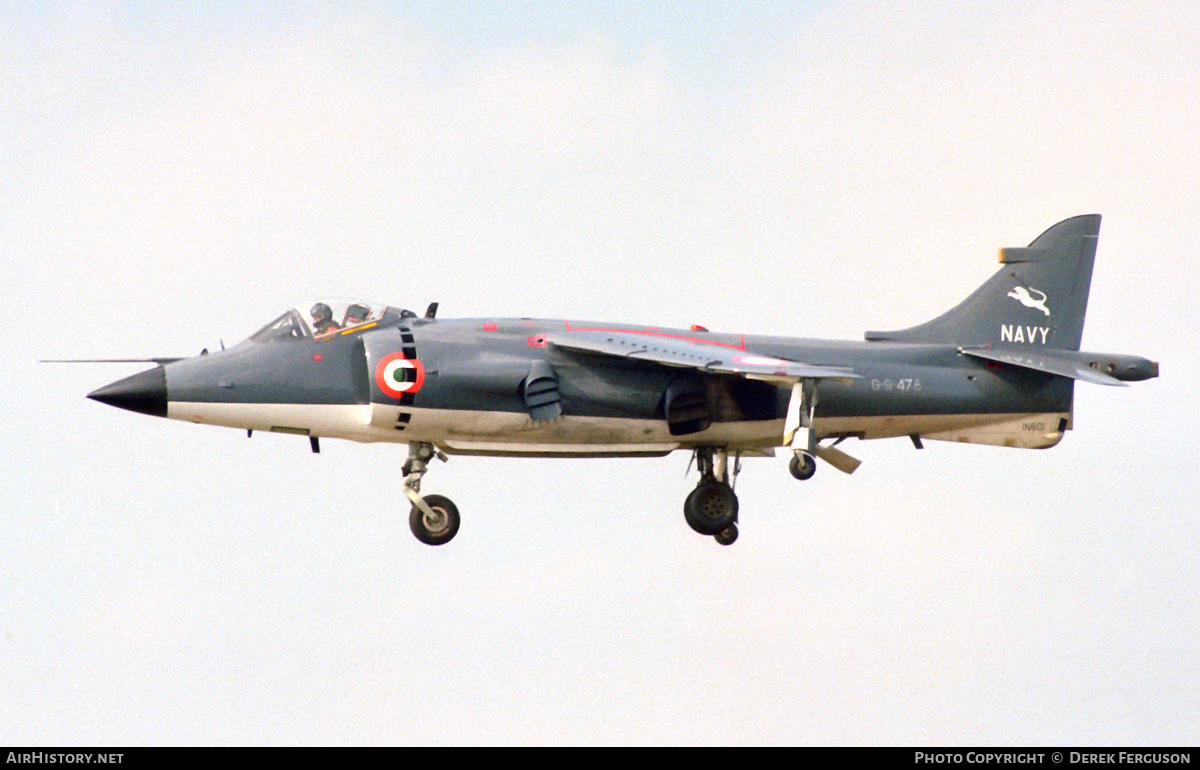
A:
[[789, 452, 817, 481], [684, 481, 739, 536], [409, 493, 460, 546], [714, 523, 739, 546]]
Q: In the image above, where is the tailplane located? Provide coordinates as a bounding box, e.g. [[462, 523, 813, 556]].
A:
[[865, 215, 1100, 351]]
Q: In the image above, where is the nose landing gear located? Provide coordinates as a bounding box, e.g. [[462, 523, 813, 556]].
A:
[[403, 442, 459, 546], [685, 447, 740, 545]]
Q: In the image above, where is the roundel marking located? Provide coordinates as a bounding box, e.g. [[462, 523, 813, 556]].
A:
[[376, 352, 426, 398]]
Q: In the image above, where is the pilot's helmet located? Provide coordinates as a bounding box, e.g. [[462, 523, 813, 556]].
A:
[[311, 303, 333, 324]]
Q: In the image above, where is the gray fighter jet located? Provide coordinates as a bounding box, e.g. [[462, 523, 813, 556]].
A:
[[82, 215, 1157, 546]]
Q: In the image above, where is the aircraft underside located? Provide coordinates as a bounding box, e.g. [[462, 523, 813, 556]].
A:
[[165, 399, 1071, 546], [170, 401, 1072, 453]]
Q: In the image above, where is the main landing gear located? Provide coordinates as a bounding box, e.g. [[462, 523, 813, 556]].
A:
[[685, 447, 740, 546], [403, 442, 459, 546]]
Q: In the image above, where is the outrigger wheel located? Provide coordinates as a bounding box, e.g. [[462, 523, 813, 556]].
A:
[[789, 451, 817, 481]]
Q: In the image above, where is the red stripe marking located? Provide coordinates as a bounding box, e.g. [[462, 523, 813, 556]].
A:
[[562, 321, 746, 351]]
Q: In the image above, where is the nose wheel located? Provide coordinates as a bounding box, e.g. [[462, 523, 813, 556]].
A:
[[409, 493, 460, 545], [403, 442, 459, 546], [685, 448, 740, 545]]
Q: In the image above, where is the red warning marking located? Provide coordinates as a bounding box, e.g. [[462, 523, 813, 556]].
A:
[[562, 321, 746, 350]]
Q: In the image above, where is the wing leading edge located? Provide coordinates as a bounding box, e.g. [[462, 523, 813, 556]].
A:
[[545, 329, 858, 384]]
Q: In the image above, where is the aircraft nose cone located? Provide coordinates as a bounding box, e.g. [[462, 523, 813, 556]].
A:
[[88, 366, 168, 418]]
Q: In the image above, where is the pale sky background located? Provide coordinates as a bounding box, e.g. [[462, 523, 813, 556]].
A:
[[2, 0, 1198, 745]]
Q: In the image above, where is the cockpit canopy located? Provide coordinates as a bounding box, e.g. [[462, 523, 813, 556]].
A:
[[249, 298, 405, 343]]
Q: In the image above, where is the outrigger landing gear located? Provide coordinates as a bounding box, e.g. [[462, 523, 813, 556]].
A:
[[685, 447, 740, 545], [789, 450, 817, 481], [403, 441, 459, 546]]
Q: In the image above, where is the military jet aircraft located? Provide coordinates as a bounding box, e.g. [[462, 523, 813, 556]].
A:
[[80, 215, 1157, 546]]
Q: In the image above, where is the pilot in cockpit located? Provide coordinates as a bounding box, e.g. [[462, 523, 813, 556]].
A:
[[311, 302, 341, 335]]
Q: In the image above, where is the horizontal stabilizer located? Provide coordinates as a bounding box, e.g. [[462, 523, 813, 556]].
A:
[[961, 348, 1126, 386]]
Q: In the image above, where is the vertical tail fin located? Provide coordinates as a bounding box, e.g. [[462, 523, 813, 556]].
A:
[[865, 215, 1100, 351]]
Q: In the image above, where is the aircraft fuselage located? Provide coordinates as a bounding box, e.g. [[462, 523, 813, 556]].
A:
[[152, 316, 1078, 455]]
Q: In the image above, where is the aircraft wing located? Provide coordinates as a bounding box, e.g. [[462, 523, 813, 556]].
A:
[[545, 329, 858, 383], [961, 347, 1127, 386]]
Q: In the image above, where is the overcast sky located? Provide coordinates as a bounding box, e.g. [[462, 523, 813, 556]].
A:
[[3, 0, 1198, 745]]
